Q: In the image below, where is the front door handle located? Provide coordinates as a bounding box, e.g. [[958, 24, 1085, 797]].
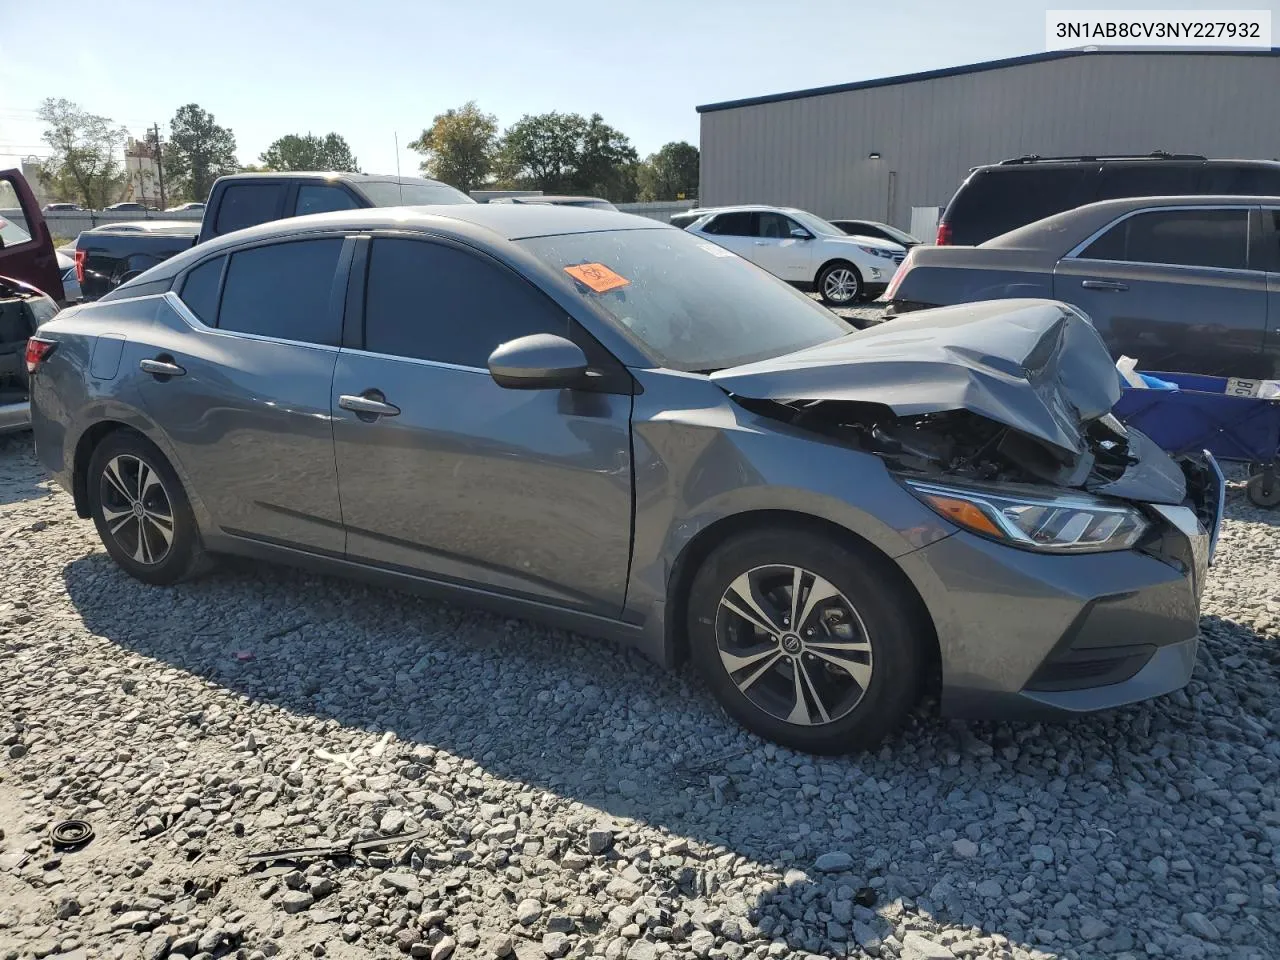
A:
[[338, 392, 400, 418], [1081, 279, 1129, 291], [753, 241, 769, 246], [139, 357, 186, 377]]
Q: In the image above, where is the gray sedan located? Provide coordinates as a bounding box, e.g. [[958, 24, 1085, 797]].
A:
[[29, 205, 1222, 753]]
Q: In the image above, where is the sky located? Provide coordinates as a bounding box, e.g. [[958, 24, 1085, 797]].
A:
[[3, 0, 1278, 178]]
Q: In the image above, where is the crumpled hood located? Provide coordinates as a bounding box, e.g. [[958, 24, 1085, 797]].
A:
[[712, 299, 1119, 459]]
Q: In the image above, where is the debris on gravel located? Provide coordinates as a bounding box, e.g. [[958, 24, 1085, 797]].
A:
[[0, 435, 1278, 960]]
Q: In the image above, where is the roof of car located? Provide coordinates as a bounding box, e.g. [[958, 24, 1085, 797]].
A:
[[139, 204, 672, 282], [682, 205, 808, 218], [507, 195, 610, 204], [213, 172, 453, 186]]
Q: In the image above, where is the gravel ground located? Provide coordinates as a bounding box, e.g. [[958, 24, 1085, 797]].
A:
[[1, 430, 1278, 960]]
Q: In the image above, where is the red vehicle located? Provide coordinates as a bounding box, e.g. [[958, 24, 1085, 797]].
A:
[[0, 169, 63, 433], [0, 169, 64, 301]]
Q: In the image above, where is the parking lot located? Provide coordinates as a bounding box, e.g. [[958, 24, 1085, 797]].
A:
[[1, 420, 1277, 960]]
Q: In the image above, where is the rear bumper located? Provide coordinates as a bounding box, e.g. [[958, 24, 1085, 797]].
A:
[[899, 507, 1208, 720], [0, 400, 31, 435]]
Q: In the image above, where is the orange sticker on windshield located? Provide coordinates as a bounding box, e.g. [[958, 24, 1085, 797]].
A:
[[564, 262, 630, 293]]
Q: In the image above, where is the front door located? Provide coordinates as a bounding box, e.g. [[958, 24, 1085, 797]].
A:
[[747, 211, 815, 283], [330, 235, 633, 615], [135, 235, 351, 553], [1054, 206, 1268, 377]]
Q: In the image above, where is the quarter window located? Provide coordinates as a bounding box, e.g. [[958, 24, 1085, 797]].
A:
[[1079, 209, 1249, 271], [179, 256, 225, 325], [363, 238, 567, 367], [214, 183, 285, 235], [218, 239, 344, 344]]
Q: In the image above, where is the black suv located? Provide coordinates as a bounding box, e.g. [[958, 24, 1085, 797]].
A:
[[937, 153, 1280, 246]]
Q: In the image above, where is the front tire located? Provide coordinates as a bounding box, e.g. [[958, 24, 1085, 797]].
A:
[[687, 527, 925, 754], [817, 261, 862, 305], [87, 431, 206, 585]]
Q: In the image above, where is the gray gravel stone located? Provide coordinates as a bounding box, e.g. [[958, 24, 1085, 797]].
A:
[[1, 438, 1278, 960], [281, 891, 314, 914], [814, 852, 854, 872]]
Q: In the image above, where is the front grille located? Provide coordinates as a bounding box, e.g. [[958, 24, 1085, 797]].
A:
[[892, 254, 905, 265]]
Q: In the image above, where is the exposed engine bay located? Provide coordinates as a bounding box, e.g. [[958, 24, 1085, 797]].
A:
[[0, 276, 58, 403]]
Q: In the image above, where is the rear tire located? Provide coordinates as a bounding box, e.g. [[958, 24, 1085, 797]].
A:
[[87, 431, 207, 585], [817, 261, 862, 305], [687, 526, 925, 754]]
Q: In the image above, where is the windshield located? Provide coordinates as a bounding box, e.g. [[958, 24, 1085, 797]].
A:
[[519, 227, 851, 372], [872, 223, 920, 245], [0, 215, 33, 247], [358, 180, 475, 206], [787, 209, 846, 238]]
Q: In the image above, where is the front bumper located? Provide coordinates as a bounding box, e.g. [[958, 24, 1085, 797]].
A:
[[898, 498, 1214, 720]]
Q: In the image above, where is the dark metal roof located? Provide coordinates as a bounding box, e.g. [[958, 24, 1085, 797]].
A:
[[696, 48, 1280, 114]]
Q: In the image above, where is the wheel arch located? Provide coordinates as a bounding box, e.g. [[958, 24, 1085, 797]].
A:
[[71, 420, 137, 518], [663, 508, 939, 673], [816, 257, 863, 282]]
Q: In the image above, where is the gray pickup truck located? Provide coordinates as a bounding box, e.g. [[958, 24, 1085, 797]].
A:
[[75, 172, 473, 300]]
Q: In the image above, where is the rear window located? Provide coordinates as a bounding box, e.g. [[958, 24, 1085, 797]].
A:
[[1079, 209, 1249, 271], [943, 167, 1094, 244], [1200, 163, 1280, 195], [1094, 162, 1199, 201], [217, 238, 344, 344], [214, 183, 285, 235], [356, 181, 474, 206]]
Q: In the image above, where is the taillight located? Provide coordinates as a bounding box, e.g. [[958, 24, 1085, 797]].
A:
[[935, 221, 952, 245], [25, 338, 57, 375], [882, 250, 913, 301], [74, 248, 86, 283]]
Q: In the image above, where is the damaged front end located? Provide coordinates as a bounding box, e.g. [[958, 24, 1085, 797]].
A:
[[714, 299, 1223, 561]]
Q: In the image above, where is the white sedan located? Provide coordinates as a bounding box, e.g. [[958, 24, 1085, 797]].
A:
[[683, 205, 905, 305]]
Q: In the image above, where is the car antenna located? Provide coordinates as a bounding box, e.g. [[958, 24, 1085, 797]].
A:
[[394, 132, 403, 203]]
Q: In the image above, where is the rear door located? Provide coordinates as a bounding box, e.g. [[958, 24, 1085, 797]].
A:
[[137, 234, 352, 553], [1054, 206, 1268, 377], [695, 211, 757, 261], [330, 234, 634, 615]]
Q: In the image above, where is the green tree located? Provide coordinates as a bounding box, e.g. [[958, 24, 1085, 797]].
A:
[[259, 133, 359, 172], [409, 101, 498, 193], [36, 98, 128, 210], [573, 114, 639, 201], [164, 103, 239, 204], [494, 112, 639, 202], [637, 141, 699, 201], [495, 112, 586, 194]]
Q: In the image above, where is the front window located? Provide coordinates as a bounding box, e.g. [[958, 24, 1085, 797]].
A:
[[520, 227, 851, 372], [357, 181, 475, 206], [786, 209, 846, 238]]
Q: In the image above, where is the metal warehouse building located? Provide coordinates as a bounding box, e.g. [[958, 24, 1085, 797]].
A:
[[696, 49, 1280, 238]]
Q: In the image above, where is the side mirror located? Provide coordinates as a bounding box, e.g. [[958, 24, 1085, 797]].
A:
[[790, 228, 812, 240], [488, 334, 589, 390]]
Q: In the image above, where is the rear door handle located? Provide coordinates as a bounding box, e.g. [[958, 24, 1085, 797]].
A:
[[753, 241, 769, 246], [1081, 279, 1129, 291], [338, 393, 400, 418], [139, 358, 186, 377]]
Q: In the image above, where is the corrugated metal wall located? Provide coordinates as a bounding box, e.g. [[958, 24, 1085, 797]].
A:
[[699, 53, 1280, 229]]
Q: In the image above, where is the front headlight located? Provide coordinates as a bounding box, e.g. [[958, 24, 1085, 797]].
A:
[[903, 479, 1149, 553], [856, 244, 897, 259]]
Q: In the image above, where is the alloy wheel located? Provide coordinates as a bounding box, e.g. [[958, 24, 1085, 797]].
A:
[[98, 454, 175, 566], [822, 268, 859, 303], [715, 564, 873, 726]]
